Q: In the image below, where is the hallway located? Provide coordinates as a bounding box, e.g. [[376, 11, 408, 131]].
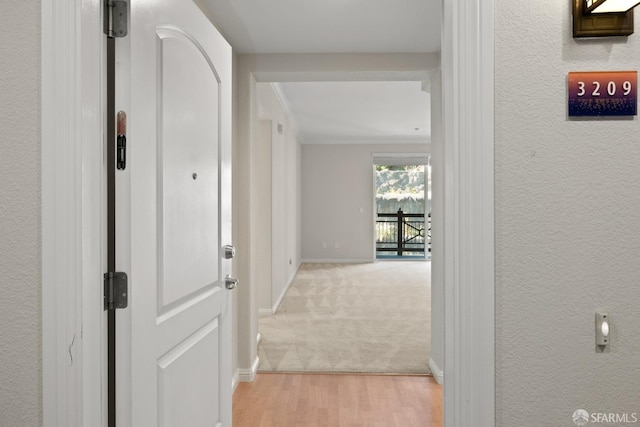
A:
[[233, 373, 442, 427]]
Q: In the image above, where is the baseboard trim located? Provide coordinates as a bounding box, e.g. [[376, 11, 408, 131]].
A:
[[301, 259, 373, 264], [238, 356, 260, 383], [259, 262, 302, 317], [258, 308, 273, 317], [271, 287, 286, 314], [232, 369, 240, 392], [428, 357, 444, 385], [271, 262, 301, 314]]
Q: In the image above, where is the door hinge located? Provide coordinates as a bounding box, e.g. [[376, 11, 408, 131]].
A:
[[104, 272, 128, 310], [104, 0, 128, 38]]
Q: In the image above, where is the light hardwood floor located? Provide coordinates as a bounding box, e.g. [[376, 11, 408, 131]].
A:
[[233, 373, 442, 427]]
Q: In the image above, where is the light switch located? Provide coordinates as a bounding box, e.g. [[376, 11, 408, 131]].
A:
[[596, 312, 609, 346]]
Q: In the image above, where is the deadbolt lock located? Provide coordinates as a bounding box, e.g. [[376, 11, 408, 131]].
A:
[[224, 245, 236, 259]]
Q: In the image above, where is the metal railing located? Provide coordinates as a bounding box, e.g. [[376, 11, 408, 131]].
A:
[[376, 209, 429, 257]]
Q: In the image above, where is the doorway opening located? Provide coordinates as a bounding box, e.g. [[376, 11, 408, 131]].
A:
[[374, 159, 431, 260], [232, 54, 444, 423], [253, 82, 433, 377]]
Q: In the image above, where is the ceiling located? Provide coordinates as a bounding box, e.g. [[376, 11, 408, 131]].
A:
[[275, 81, 430, 143], [197, 0, 439, 143], [197, 0, 441, 54]]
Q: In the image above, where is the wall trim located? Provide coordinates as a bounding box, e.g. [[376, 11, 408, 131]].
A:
[[232, 369, 240, 393], [272, 261, 301, 313], [41, 0, 82, 426], [238, 356, 260, 383], [259, 261, 301, 316], [302, 137, 431, 145], [42, 1, 106, 426], [428, 358, 444, 385], [301, 259, 372, 264], [42, 2, 82, 424], [372, 152, 431, 161], [442, 0, 495, 426]]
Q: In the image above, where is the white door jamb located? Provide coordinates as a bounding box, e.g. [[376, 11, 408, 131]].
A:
[[42, 0, 105, 426], [442, 0, 495, 426]]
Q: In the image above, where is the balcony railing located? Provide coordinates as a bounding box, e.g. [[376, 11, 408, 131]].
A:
[[376, 209, 430, 257]]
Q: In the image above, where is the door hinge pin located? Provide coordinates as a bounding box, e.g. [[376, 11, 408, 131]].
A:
[[106, 0, 114, 37], [104, 0, 128, 38]]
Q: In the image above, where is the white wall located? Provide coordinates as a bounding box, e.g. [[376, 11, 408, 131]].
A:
[[233, 57, 260, 377], [429, 71, 444, 382], [256, 83, 302, 313], [256, 120, 273, 312], [495, 5, 640, 425], [0, 1, 42, 425], [301, 143, 430, 261], [231, 51, 239, 384]]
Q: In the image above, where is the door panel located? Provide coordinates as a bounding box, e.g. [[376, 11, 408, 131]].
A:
[[157, 27, 220, 311], [124, 1, 233, 425], [158, 320, 220, 427]]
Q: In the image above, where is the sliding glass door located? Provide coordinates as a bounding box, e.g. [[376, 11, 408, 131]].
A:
[[374, 155, 431, 260]]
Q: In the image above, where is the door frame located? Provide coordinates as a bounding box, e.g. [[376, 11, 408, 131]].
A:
[[441, 0, 495, 425], [234, 53, 441, 382], [42, 0, 105, 425], [42, 1, 496, 426]]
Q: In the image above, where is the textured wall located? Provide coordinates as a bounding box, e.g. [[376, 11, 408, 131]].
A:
[[496, 3, 640, 425], [301, 143, 429, 261], [0, 1, 42, 426]]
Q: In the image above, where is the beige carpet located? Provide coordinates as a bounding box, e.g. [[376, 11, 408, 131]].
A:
[[258, 261, 431, 374]]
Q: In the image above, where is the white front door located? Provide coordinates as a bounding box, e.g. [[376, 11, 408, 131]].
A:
[[122, 1, 233, 425]]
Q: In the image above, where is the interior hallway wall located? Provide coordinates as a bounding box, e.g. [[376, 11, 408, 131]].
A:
[[495, 4, 640, 425], [301, 142, 430, 262], [0, 1, 42, 425], [256, 120, 273, 313], [233, 56, 260, 379], [256, 83, 302, 314], [429, 71, 444, 382]]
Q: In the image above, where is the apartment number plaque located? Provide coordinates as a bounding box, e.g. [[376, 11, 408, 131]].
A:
[[568, 71, 637, 117]]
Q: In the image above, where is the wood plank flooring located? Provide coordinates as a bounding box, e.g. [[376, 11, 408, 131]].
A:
[[233, 373, 442, 427]]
